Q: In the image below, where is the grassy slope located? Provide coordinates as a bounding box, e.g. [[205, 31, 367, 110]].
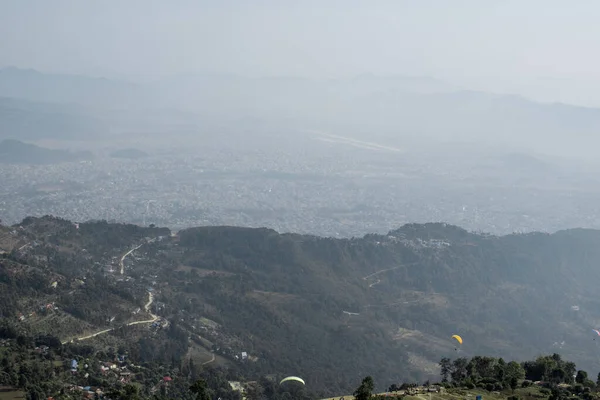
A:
[[0, 389, 25, 400], [8, 217, 600, 394], [321, 387, 548, 400]]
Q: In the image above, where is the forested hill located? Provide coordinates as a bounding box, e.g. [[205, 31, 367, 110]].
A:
[[2, 217, 600, 395]]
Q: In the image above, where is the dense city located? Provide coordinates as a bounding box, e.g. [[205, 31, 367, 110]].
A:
[[1, 132, 600, 238]]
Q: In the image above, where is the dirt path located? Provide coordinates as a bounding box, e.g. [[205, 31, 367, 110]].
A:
[[120, 243, 144, 275], [127, 291, 158, 326], [61, 290, 158, 344], [202, 353, 216, 365], [61, 242, 160, 344]]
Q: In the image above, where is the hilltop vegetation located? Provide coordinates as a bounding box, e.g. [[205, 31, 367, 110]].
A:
[[2, 217, 600, 395], [346, 353, 600, 400]]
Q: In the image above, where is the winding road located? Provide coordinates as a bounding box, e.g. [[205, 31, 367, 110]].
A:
[[120, 243, 144, 275], [362, 262, 421, 287], [202, 353, 215, 365], [127, 291, 159, 326], [61, 242, 160, 344], [368, 279, 381, 288]]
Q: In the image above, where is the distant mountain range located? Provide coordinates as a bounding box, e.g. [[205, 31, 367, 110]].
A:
[[0, 139, 93, 164], [1, 66, 600, 160], [0, 66, 141, 106], [0, 96, 109, 141]]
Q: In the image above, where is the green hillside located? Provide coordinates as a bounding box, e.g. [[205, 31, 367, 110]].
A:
[[3, 216, 600, 395]]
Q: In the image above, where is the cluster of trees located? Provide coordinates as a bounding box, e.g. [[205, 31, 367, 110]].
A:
[[0, 313, 317, 400], [351, 354, 600, 400], [439, 355, 526, 392], [0, 329, 72, 399], [75, 219, 170, 255], [131, 322, 190, 364], [0, 319, 246, 400], [171, 227, 418, 394], [17, 216, 169, 257], [99, 368, 316, 400], [437, 353, 600, 392], [433, 354, 600, 400]]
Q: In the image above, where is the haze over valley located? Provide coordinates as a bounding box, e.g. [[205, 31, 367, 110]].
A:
[[2, 67, 600, 237], [4, 2, 600, 400]]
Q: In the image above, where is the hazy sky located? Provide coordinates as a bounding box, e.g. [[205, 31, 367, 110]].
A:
[[3, 0, 600, 106]]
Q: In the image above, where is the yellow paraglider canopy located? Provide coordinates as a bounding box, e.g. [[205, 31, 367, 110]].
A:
[[452, 334, 463, 345], [280, 376, 306, 386]]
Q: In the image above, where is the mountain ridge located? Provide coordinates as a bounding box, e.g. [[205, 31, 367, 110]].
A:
[[2, 66, 600, 158], [2, 216, 600, 394], [0, 139, 94, 164]]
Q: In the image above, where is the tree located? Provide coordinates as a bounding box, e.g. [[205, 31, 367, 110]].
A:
[[552, 353, 562, 363], [451, 358, 469, 383], [439, 358, 452, 382], [577, 370, 589, 384], [244, 382, 264, 400], [564, 362, 577, 382], [259, 376, 277, 399], [504, 360, 525, 391], [18, 374, 28, 388], [550, 368, 567, 384], [549, 387, 568, 400], [26, 387, 44, 400], [467, 356, 496, 381], [123, 385, 142, 400], [190, 379, 211, 400], [494, 358, 506, 382], [105, 384, 142, 400], [509, 376, 519, 393], [353, 376, 374, 400]]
